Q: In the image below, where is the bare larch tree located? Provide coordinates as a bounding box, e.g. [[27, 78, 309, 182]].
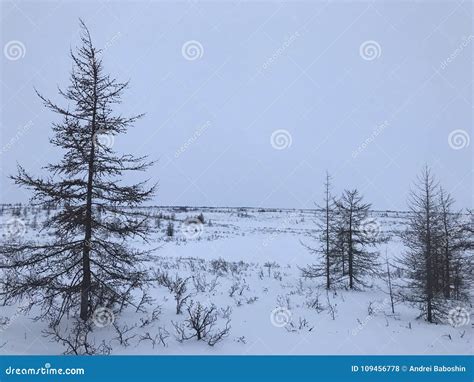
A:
[[333, 189, 381, 289], [400, 167, 441, 322], [437, 187, 469, 300], [0, 21, 156, 325], [301, 171, 339, 289], [398, 168, 471, 323]]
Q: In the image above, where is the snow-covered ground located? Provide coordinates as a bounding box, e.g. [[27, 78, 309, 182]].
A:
[[0, 206, 471, 355]]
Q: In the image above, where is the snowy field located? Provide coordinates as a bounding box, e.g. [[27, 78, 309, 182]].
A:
[[0, 206, 471, 355]]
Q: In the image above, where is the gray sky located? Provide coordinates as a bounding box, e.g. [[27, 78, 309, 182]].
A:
[[1, 0, 472, 210]]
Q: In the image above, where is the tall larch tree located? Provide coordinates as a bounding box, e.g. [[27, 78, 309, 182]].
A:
[[0, 21, 156, 325]]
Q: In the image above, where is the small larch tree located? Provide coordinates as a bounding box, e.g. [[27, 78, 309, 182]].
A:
[[301, 171, 339, 289], [437, 187, 468, 300], [333, 189, 381, 289], [0, 21, 156, 325]]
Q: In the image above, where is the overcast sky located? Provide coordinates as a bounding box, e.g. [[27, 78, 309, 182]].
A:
[[1, 0, 472, 210]]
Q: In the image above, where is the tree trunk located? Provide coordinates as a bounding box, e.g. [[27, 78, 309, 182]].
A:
[[425, 188, 433, 323], [348, 210, 353, 289], [80, 61, 98, 322], [80, 156, 94, 321], [386, 254, 395, 314], [325, 184, 330, 290], [443, 219, 451, 298]]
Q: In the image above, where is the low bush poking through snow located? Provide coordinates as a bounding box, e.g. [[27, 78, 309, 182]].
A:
[[156, 272, 192, 315], [172, 301, 231, 346]]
